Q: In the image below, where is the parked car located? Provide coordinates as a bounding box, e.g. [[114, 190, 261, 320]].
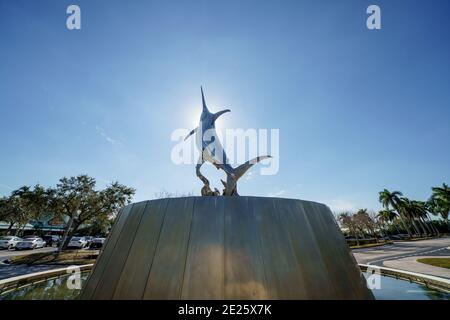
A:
[[89, 237, 106, 249], [390, 234, 410, 240], [15, 237, 46, 250], [68, 236, 88, 249], [84, 236, 94, 246], [0, 236, 23, 250], [43, 235, 61, 247]]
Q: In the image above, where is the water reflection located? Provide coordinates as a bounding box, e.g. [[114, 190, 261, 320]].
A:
[[363, 272, 450, 300], [0, 273, 89, 300], [1, 272, 449, 300]]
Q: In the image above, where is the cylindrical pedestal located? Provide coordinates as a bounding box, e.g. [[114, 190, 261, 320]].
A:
[[80, 197, 373, 299]]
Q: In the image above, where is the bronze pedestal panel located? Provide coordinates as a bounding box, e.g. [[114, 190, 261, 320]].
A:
[[80, 197, 373, 300]]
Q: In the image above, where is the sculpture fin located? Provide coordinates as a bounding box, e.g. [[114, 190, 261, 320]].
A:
[[201, 86, 209, 113], [233, 156, 272, 180], [213, 109, 231, 123], [184, 127, 198, 141]]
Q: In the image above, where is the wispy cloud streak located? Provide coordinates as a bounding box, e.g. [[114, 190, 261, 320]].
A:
[[95, 125, 122, 145]]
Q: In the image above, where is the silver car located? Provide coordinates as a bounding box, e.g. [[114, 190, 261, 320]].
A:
[[15, 237, 46, 250], [68, 236, 88, 249], [0, 236, 22, 250]]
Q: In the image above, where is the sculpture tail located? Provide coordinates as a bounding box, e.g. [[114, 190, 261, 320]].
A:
[[233, 156, 272, 180]]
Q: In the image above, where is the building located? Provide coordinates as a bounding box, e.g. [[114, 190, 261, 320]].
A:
[[0, 214, 66, 236]]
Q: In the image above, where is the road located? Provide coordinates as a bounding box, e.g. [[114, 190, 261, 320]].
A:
[[0, 247, 56, 262], [0, 263, 64, 280], [353, 237, 450, 279], [0, 247, 60, 280]]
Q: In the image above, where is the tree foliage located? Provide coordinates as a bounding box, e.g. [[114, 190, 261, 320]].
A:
[[428, 183, 450, 223], [337, 184, 450, 242], [48, 175, 135, 247], [0, 175, 135, 243]]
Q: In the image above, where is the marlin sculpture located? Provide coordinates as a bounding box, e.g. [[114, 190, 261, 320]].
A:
[[185, 87, 271, 196]]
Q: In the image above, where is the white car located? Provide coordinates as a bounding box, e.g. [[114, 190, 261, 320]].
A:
[[0, 236, 23, 250], [15, 237, 46, 250], [68, 236, 88, 249]]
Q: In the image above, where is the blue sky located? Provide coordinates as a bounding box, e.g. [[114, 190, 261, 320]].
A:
[[1, 0, 449, 212]]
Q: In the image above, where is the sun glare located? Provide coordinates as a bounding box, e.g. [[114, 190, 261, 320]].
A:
[[182, 92, 232, 132]]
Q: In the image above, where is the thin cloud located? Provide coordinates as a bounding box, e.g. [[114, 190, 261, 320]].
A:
[[95, 125, 122, 145], [0, 184, 12, 191], [327, 199, 357, 212], [267, 189, 286, 197]]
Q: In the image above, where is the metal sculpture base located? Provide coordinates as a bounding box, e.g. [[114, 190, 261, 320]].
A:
[[80, 197, 373, 299]]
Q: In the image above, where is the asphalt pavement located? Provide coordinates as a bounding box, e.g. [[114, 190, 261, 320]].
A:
[[353, 237, 450, 279], [0, 247, 59, 280], [0, 247, 56, 261]]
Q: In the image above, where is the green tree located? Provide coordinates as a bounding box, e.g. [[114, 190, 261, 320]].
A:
[[0, 194, 30, 235], [378, 189, 413, 238], [354, 209, 380, 243], [377, 209, 400, 235], [410, 200, 434, 236], [12, 185, 52, 222], [398, 197, 425, 237], [48, 175, 135, 249], [0, 197, 18, 233], [428, 183, 450, 229], [0, 197, 10, 222], [338, 212, 360, 246]]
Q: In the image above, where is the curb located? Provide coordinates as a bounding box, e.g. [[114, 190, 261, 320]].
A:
[[359, 264, 450, 293], [350, 242, 393, 250], [0, 263, 94, 295]]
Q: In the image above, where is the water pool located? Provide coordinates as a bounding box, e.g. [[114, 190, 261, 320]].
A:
[[363, 272, 450, 300], [1, 272, 449, 300], [0, 272, 90, 300]]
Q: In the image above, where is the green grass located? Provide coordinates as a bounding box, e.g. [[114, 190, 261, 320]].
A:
[[417, 258, 450, 269], [9, 249, 98, 266]]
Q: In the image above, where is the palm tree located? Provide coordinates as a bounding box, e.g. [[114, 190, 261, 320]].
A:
[[378, 189, 413, 238], [377, 209, 400, 235], [411, 200, 434, 236], [428, 217, 440, 236], [399, 197, 425, 237], [428, 183, 450, 229], [423, 201, 440, 236]]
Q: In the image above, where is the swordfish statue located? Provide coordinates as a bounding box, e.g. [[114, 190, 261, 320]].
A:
[[185, 87, 271, 196]]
